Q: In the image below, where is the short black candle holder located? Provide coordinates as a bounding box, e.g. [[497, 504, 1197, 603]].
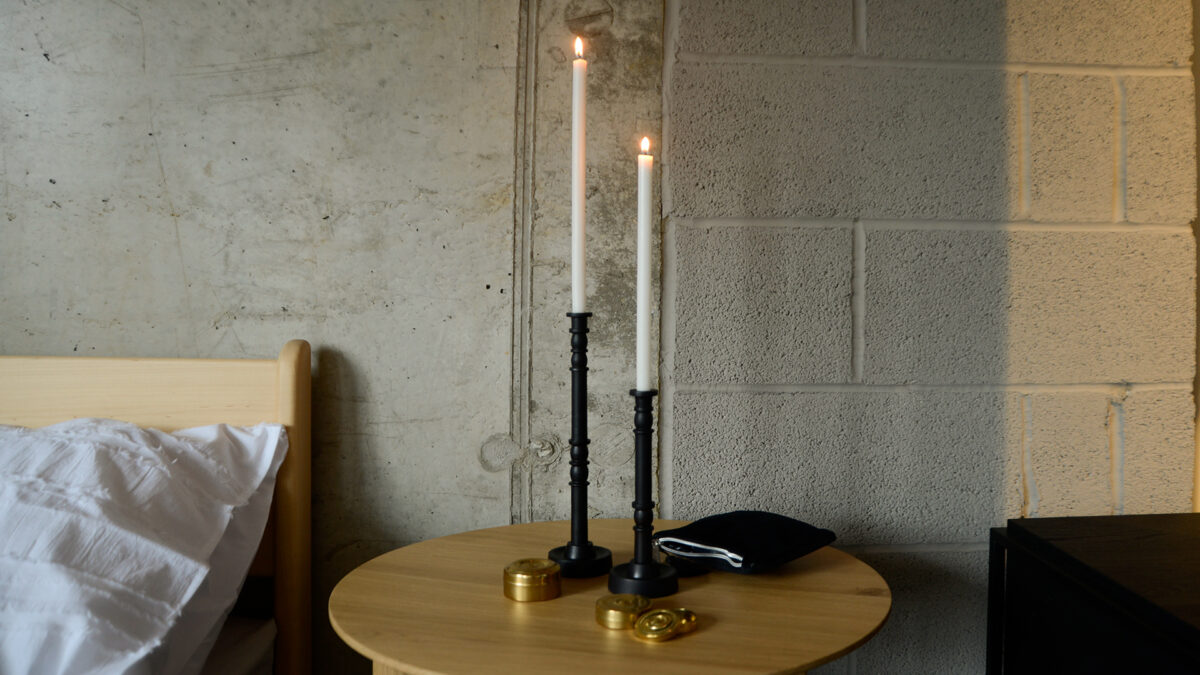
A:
[[548, 312, 612, 578], [608, 388, 678, 598]]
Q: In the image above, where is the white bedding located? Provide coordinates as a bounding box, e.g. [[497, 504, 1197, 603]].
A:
[[0, 419, 287, 675]]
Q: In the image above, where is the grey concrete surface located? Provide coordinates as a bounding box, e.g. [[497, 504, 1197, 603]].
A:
[[1027, 393, 1112, 517], [675, 0, 854, 56], [1028, 74, 1114, 222], [523, 0, 663, 524], [674, 223, 852, 384], [0, 0, 662, 662], [1126, 76, 1198, 224], [671, 391, 1025, 546], [864, 229, 1195, 384], [664, 1, 1194, 673], [862, 229, 1011, 384], [865, 0, 1191, 66], [849, 549, 990, 674], [2, 2, 518, 672], [1, 0, 664, 669], [1124, 389, 1196, 514], [669, 63, 1020, 221]]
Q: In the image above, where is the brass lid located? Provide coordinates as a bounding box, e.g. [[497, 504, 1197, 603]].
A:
[[633, 608, 683, 642], [595, 594, 651, 629], [503, 558, 562, 602]]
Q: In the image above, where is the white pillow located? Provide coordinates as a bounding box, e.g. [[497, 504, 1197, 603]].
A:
[[139, 423, 288, 675], [0, 419, 287, 675]]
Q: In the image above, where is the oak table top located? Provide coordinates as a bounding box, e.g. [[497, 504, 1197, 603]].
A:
[[329, 519, 891, 675]]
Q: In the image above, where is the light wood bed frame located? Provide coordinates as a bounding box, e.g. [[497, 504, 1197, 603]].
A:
[[0, 339, 312, 675]]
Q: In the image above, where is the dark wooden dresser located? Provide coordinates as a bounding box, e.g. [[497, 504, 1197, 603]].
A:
[[988, 514, 1200, 674]]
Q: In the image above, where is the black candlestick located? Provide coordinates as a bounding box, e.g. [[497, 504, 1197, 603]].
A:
[[548, 312, 612, 577], [608, 388, 678, 597]]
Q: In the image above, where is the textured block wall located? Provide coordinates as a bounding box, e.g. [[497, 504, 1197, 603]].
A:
[[662, 1, 1196, 672]]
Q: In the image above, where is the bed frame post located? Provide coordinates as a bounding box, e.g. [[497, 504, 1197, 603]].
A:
[[275, 340, 312, 675]]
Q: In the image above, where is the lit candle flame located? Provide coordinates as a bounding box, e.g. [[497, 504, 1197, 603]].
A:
[[640, 137, 650, 154], [575, 37, 583, 58]]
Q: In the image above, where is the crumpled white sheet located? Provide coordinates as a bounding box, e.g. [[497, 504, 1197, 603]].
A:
[[0, 419, 286, 675]]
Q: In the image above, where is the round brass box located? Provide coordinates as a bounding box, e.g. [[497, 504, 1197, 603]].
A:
[[595, 594, 651, 629], [633, 608, 684, 642], [503, 558, 562, 602]]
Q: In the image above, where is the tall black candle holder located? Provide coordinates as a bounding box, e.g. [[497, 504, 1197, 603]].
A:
[[548, 312, 613, 577], [608, 388, 678, 597]]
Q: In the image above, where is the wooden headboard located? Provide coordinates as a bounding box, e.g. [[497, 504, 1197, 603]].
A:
[[0, 339, 312, 675]]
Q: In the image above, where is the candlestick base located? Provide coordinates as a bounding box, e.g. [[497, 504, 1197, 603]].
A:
[[548, 543, 613, 578], [608, 560, 678, 598]]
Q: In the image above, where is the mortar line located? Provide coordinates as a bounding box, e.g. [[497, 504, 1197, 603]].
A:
[[674, 217, 1191, 232], [851, 220, 866, 383], [1114, 77, 1128, 223], [1021, 394, 1040, 518], [676, 52, 1190, 77], [1020, 73, 1033, 218], [1108, 394, 1127, 515], [659, 216, 679, 518], [852, 0, 867, 56], [673, 382, 1192, 394]]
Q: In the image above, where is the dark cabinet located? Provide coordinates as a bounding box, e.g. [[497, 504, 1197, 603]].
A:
[[987, 514, 1200, 674]]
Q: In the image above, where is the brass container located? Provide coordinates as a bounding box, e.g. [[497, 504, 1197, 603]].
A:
[[503, 558, 562, 602], [633, 608, 683, 642], [595, 594, 651, 629]]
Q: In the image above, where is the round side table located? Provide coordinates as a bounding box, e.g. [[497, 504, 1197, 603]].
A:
[[330, 519, 890, 674]]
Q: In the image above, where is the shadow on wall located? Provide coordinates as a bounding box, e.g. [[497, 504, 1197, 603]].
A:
[[312, 347, 406, 674], [666, 2, 1017, 673]]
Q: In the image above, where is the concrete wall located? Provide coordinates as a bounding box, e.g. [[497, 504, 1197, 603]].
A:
[[0, 1, 521, 670], [0, 0, 661, 670], [518, 0, 664, 529], [662, 1, 1196, 673]]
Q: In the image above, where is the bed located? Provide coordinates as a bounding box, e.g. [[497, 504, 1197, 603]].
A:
[[0, 339, 312, 675]]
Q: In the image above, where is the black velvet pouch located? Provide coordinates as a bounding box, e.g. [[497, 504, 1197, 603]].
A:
[[653, 511, 836, 575]]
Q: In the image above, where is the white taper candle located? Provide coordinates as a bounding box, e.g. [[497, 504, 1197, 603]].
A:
[[636, 137, 653, 391], [571, 38, 587, 313]]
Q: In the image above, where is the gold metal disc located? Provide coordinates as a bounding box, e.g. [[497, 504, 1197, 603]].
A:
[[633, 608, 682, 642]]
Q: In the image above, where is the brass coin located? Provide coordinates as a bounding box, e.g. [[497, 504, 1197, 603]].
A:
[[633, 608, 682, 642], [595, 594, 652, 629]]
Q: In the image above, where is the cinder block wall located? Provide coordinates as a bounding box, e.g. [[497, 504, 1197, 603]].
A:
[[661, 1, 1196, 672]]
